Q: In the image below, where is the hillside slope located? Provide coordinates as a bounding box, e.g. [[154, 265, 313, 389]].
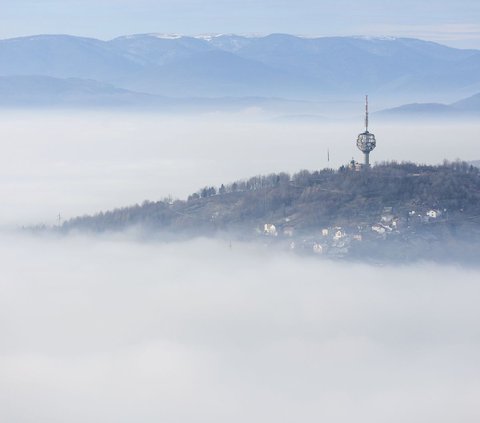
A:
[[63, 161, 480, 232], [60, 162, 480, 264]]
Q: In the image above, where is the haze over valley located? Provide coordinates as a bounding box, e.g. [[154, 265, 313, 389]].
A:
[[1, 103, 479, 421], [1, 233, 480, 423]]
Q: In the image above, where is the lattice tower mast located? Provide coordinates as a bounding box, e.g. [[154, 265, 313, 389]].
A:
[[356, 95, 377, 166]]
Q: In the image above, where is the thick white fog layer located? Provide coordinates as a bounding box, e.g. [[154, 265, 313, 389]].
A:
[[1, 233, 480, 423], [0, 111, 479, 225], [1, 112, 480, 422]]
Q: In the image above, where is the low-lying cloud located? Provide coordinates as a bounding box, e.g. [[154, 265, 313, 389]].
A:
[[0, 111, 479, 421], [1, 232, 479, 423]]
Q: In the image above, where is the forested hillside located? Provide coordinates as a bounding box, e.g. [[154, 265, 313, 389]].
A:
[[63, 161, 480, 235]]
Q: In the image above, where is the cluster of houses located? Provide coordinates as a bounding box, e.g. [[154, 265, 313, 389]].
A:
[[261, 222, 359, 257], [260, 205, 446, 257], [371, 207, 399, 236]]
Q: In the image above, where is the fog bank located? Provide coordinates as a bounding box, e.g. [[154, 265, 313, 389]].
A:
[[1, 110, 479, 421], [0, 233, 479, 423]]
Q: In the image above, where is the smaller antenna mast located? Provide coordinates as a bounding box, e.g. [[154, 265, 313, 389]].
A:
[[365, 95, 369, 132]]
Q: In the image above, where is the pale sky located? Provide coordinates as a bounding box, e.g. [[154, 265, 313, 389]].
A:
[[0, 0, 480, 48]]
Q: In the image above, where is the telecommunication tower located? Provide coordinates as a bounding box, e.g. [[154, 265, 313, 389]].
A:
[[356, 95, 376, 166]]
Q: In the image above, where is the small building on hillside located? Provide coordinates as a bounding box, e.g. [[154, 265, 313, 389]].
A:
[[381, 207, 395, 224], [372, 224, 386, 234], [333, 227, 345, 240], [426, 209, 442, 219], [348, 159, 362, 172], [264, 224, 278, 236]]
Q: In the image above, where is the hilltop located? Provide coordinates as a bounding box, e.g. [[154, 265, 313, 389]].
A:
[[61, 161, 480, 263]]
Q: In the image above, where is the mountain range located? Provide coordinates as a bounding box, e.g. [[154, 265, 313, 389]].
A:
[[1, 33, 480, 109], [379, 92, 480, 117]]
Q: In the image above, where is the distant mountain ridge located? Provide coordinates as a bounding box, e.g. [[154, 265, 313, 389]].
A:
[[0, 75, 331, 113], [1, 33, 480, 102], [379, 92, 480, 117], [0, 75, 161, 107]]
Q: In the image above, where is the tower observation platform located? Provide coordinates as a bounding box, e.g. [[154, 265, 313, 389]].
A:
[[356, 95, 376, 166]]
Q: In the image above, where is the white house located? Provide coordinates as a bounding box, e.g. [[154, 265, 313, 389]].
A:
[[372, 224, 386, 234], [426, 210, 442, 219], [264, 224, 278, 236], [333, 227, 345, 240]]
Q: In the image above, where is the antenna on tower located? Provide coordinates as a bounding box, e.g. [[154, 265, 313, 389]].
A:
[[365, 95, 369, 132]]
